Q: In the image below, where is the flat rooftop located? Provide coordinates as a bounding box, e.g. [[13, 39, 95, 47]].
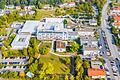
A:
[[80, 35, 97, 41], [43, 18, 64, 23], [83, 45, 99, 51], [75, 27, 95, 32], [11, 34, 31, 48], [88, 68, 106, 77], [21, 20, 39, 34], [91, 61, 103, 69]]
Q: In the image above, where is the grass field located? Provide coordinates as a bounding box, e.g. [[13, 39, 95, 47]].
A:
[[35, 9, 55, 20], [39, 54, 70, 74]]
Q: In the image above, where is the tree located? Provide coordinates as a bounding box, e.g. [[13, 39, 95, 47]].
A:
[[39, 46, 50, 55], [63, 19, 67, 27], [29, 60, 38, 72], [28, 57, 34, 64], [84, 75, 90, 80], [83, 60, 90, 68], [75, 57, 85, 80], [65, 75, 68, 80], [2, 51, 8, 57], [0, 62, 2, 68], [23, 48, 28, 56], [0, 1, 5, 9], [39, 63, 54, 79], [37, 1, 43, 9], [66, 41, 79, 53], [65, 58, 70, 65], [94, 31, 99, 39], [70, 75, 74, 80], [111, 26, 119, 35]]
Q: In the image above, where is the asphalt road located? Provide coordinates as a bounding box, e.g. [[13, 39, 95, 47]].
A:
[[101, 0, 120, 80], [98, 27, 115, 79], [101, 1, 119, 60]]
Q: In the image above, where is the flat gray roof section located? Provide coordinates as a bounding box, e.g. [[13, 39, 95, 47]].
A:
[[11, 34, 31, 49], [21, 20, 39, 34]]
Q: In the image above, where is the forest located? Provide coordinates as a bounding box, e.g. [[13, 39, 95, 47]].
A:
[[0, 0, 67, 9], [0, 0, 106, 9]]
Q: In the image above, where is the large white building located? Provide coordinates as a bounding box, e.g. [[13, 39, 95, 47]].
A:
[[37, 18, 78, 40], [21, 20, 39, 34], [11, 34, 31, 49], [11, 21, 39, 49]]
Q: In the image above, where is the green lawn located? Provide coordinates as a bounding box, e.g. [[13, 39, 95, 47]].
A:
[[39, 54, 70, 74], [35, 9, 55, 20]]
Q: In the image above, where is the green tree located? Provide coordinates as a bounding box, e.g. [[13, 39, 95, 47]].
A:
[[0, 1, 5, 9], [67, 41, 79, 53], [29, 60, 38, 72], [39, 46, 50, 55], [83, 60, 90, 68], [63, 19, 67, 27], [65, 75, 68, 80], [23, 48, 28, 56], [70, 75, 74, 80], [39, 63, 54, 79], [84, 75, 90, 80]]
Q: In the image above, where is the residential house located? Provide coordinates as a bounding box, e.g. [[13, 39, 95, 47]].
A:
[[112, 7, 120, 15], [24, 6, 32, 10], [89, 19, 97, 26], [43, 5, 51, 10], [88, 68, 106, 78], [19, 11, 27, 16], [15, 6, 21, 10], [28, 10, 35, 15], [58, 3, 68, 8], [55, 41, 67, 52], [58, 2, 75, 8], [4, 10, 12, 14], [5, 5, 14, 9], [68, 2, 76, 7], [112, 14, 120, 29], [91, 61, 104, 69]]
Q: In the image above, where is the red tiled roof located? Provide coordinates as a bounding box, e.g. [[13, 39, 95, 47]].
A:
[[88, 68, 106, 77], [56, 41, 66, 48], [113, 15, 120, 21], [69, 2, 75, 4], [113, 7, 120, 10], [114, 22, 120, 25]]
